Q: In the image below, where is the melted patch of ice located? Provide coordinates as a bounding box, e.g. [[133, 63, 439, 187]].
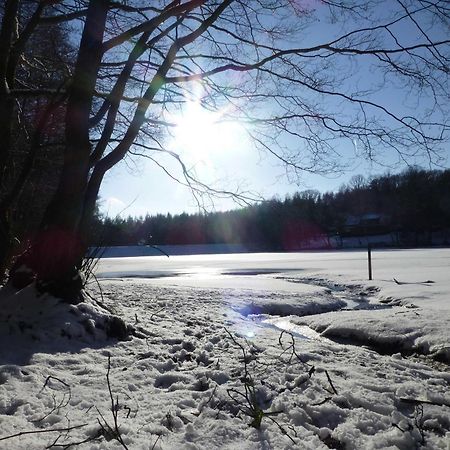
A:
[[261, 316, 325, 340]]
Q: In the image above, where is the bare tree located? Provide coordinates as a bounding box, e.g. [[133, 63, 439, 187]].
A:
[[0, 0, 448, 298], [0, 0, 73, 276]]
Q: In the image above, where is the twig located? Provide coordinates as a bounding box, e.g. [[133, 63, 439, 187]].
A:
[[33, 377, 72, 424], [278, 330, 313, 369], [392, 404, 426, 446], [148, 244, 170, 258], [46, 432, 102, 449], [399, 397, 449, 407], [224, 328, 251, 381], [311, 397, 333, 406], [414, 404, 426, 445], [324, 370, 339, 395], [40, 376, 71, 393], [83, 289, 114, 315], [105, 356, 130, 450], [151, 433, 162, 450], [94, 357, 131, 449], [150, 307, 165, 321], [197, 385, 218, 415], [267, 416, 297, 445], [0, 424, 88, 442]]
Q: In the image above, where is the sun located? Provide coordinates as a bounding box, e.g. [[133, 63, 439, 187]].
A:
[[169, 101, 246, 162]]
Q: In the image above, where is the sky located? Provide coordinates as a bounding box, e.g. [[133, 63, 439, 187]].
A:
[[99, 139, 391, 218], [100, 135, 447, 218], [98, 2, 449, 219]]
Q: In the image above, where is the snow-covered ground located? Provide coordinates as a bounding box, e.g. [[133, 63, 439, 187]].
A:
[[1, 249, 449, 449]]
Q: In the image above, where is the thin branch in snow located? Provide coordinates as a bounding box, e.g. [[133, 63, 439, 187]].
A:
[[0, 424, 88, 443]]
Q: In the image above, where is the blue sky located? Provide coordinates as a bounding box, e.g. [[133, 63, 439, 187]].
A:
[[98, 2, 449, 218], [99, 140, 448, 218]]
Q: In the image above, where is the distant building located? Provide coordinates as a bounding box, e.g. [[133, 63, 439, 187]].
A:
[[343, 213, 389, 235]]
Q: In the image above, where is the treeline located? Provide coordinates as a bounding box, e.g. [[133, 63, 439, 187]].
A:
[[90, 168, 450, 249]]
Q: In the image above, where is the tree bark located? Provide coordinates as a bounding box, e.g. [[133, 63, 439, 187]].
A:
[[0, 0, 19, 189], [0, 0, 21, 275], [19, 0, 110, 295]]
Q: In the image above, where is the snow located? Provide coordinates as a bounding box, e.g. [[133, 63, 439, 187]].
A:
[[94, 244, 248, 258], [0, 249, 449, 449]]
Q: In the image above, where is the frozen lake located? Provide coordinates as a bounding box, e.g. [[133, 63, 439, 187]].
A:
[[96, 248, 450, 291], [95, 247, 450, 363]]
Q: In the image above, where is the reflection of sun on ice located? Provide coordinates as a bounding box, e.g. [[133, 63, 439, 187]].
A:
[[170, 100, 246, 161], [186, 266, 221, 279]]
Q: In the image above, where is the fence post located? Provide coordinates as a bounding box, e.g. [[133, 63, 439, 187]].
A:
[[368, 243, 373, 280]]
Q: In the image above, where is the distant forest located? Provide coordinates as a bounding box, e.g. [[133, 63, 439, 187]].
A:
[[91, 168, 450, 249]]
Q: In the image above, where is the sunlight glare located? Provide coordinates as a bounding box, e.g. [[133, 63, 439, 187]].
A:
[[170, 101, 246, 162]]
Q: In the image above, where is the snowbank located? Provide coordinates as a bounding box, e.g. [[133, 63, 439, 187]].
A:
[[0, 249, 449, 449]]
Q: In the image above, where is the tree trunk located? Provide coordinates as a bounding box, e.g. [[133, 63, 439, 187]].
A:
[[0, 211, 12, 281], [0, 0, 21, 276], [31, 138, 91, 284], [9, 0, 109, 300], [0, 0, 19, 189]]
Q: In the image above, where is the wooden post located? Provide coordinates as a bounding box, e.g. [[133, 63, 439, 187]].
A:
[[368, 243, 372, 280]]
